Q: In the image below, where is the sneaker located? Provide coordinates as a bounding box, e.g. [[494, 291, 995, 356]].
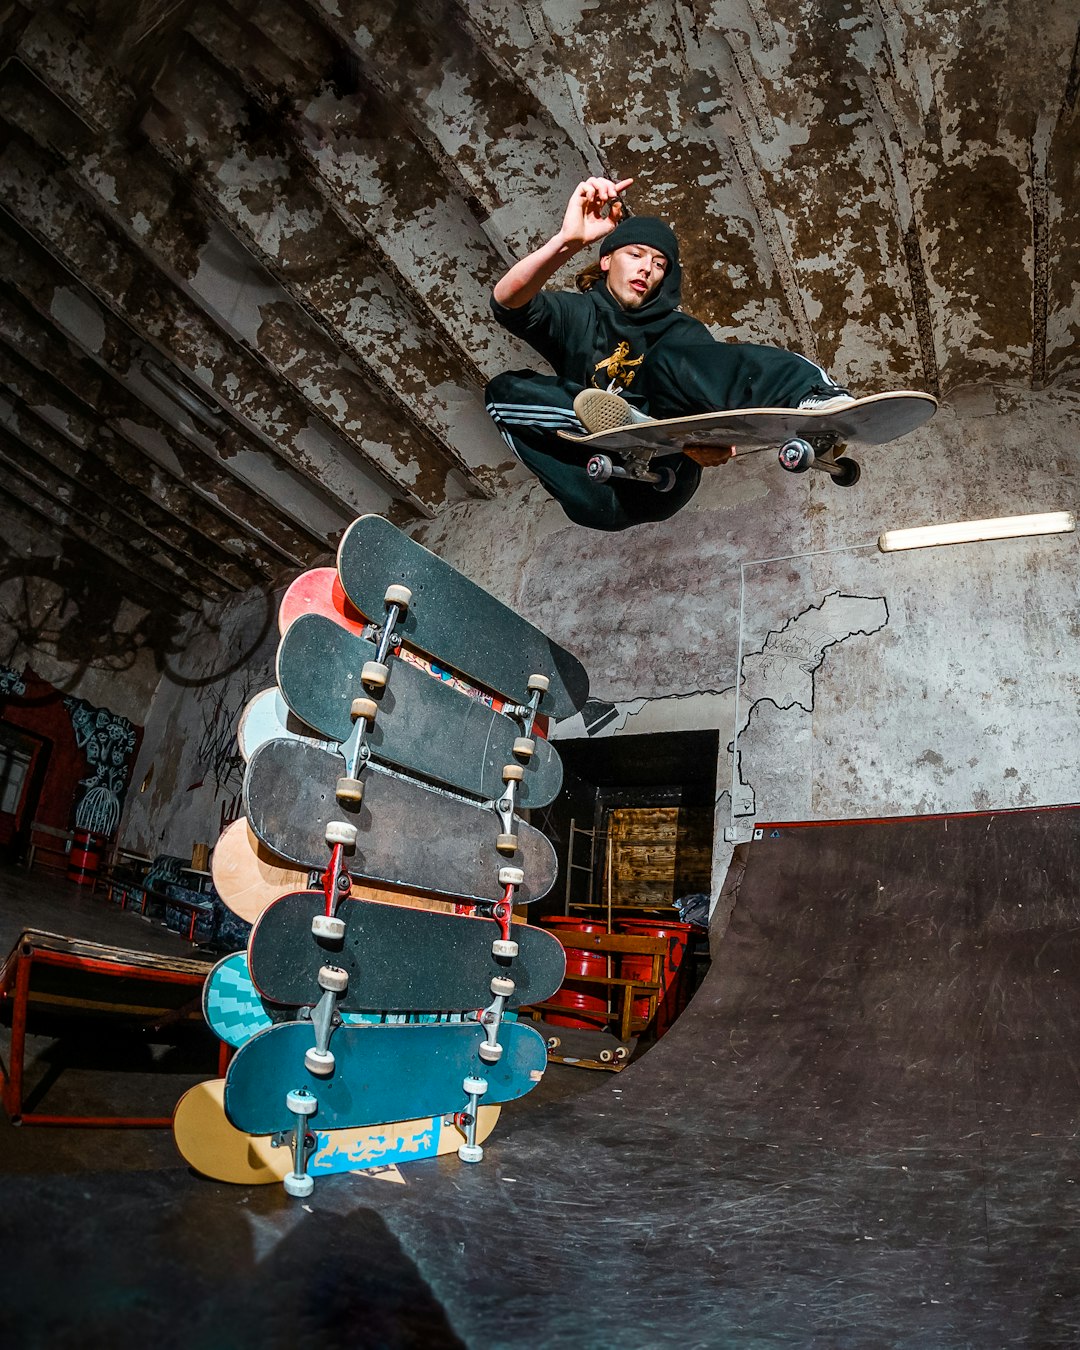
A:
[[797, 385, 856, 413], [573, 389, 653, 433]]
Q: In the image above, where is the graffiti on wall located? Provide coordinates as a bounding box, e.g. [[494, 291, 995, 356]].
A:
[[0, 664, 26, 697], [63, 697, 139, 836]]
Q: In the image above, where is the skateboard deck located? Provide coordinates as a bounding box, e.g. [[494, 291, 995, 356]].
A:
[[202, 951, 475, 1046], [237, 686, 331, 762], [336, 515, 589, 721], [276, 613, 563, 807], [223, 1018, 547, 1135], [243, 739, 557, 904], [174, 1077, 500, 1183], [248, 892, 566, 1013], [531, 1019, 638, 1071], [558, 391, 938, 485], [278, 566, 366, 638]]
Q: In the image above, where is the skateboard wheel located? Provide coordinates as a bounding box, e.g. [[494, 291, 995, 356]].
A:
[[325, 820, 357, 848], [362, 659, 389, 688], [546, 1036, 561, 1050], [311, 914, 346, 940], [304, 1047, 336, 1076], [478, 1041, 503, 1063], [653, 466, 677, 493], [384, 584, 412, 610], [599, 1048, 614, 1063], [286, 1089, 318, 1115], [498, 866, 524, 886], [492, 938, 519, 958], [336, 776, 364, 803], [527, 673, 550, 693], [614, 1046, 629, 1061], [778, 437, 814, 473], [496, 833, 518, 855], [463, 1075, 488, 1096], [502, 763, 524, 782], [284, 1172, 315, 1197], [512, 737, 535, 760], [490, 975, 515, 998], [318, 964, 349, 992], [586, 453, 613, 483], [350, 696, 378, 723], [833, 455, 861, 488], [457, 1143, 484, 1164]]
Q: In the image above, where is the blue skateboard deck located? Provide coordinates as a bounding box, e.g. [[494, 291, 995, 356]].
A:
[[242, 738, 557, 903], [336, 515, 589, 721], [246, 893, 565, 1013], [276, 613, 563, 807], [223, 1018, 547, 1134]]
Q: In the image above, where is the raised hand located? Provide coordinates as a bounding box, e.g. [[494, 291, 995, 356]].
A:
[[560, 177, 634, 248]]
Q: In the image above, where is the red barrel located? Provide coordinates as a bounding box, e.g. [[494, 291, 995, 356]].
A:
[[542, 917, 610, 1030], [67, 829, 104, 886], [616, 918, 694, 1037]]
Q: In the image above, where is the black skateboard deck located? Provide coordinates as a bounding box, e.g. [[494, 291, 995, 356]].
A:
[[242, 738, 557, 904], [276, 613, 563, 808], [530, 1019, 638, 1071], [248, 892, 566, 1013], [223, 1018, 547, 1135], [558, 390, 938, 488], [336, 515, 589, 721]]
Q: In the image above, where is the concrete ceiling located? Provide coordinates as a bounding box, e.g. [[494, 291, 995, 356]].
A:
[[1, 0, 1078, 667]]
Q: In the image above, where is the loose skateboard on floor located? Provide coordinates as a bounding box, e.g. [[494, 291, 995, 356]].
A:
[[174, 1077, 500, 1184], [336, 514, 590, 720], [243, 738, 557, 904], [276, 613, 563, 808], [202, 951, 475, 1047], [247, 892, 566, 1014], [558, 391, 938, 489], [222, 1018, 547, 1135], [528, 1019, 638, 1072]]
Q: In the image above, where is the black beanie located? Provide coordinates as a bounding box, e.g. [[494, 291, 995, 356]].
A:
[[599, 216, 680, 268]]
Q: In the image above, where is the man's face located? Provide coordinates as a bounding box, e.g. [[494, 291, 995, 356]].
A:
[[601, 244, 669, 310]]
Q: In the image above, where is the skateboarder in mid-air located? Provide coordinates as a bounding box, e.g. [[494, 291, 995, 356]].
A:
[[486, 176, 855, 532]]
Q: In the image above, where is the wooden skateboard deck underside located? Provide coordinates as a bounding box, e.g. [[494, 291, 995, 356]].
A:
[[558, 390, 938, 458], [174, 1077, 500, 1183], [247, 893, 566, 1013], [276, 613, 563, 807], [243, 739, 557, 904], [223, 1018, 547, 1134], [337, 514, 589, 721]]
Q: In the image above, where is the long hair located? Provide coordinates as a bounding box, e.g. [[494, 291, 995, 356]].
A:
[[574, 260, 604, 292]]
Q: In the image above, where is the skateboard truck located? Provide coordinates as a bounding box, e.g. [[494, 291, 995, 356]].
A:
[[777, 435, 861, 486], [360, 583, 412, 690], [456, 1075, 488, 1163], [475, 972, 516, 1064], [491, 870, 522, 957], [492, 674, 549, 852], [283, 1087, 318, 1196], [335, 583, 411, 802], [311, 840, 352, 940], [500, 672, 550, 767], [586, 452, 678, 492], [303, 964, 348, 1075]]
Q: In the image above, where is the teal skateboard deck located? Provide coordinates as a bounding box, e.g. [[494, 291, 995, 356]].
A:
[[223, 1018, 547, 1134], [336, 515, 589, 721], [276, 613, 563, 808], [559, 391, 938, 489], [242, 738, 557, 904], [247, 892, 565, 1013], [201, 951, 474, 1047]]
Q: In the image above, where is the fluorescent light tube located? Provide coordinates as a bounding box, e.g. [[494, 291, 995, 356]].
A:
[[878, 511, 1075, 553]]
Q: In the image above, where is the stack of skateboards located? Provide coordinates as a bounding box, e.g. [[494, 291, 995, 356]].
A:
[[173, 515, 590, 1194]]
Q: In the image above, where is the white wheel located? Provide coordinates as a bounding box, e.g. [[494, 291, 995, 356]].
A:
[[502, 763, 524, 782], [527, 673, 550, 693], [312, 915, 345, 940], [362, 660, 389, 688], [325, 820, 357, 847], [457, 1143, 484, 1164], [304, 1047, 335, 1076], [318, 965, 349, 992], [497, 834, 518, 855], [284, 1172, 315, 1197], [490, 975, 515, 998], [498, 866, 524, 886], [492, 938, 519, 958], [599, 1048, 614, 1063], [384, 584, 412, 610], [462, 1075, 488, 1096], [286, 1089, 318, 1115], [478, 1040, 503, 1063], [336, 776, 364, 803], [546, 1036, 561, 1050], [512, 737, 535, 760], [614, 1046, 629, 1062], [350, 697, 378, 723]]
